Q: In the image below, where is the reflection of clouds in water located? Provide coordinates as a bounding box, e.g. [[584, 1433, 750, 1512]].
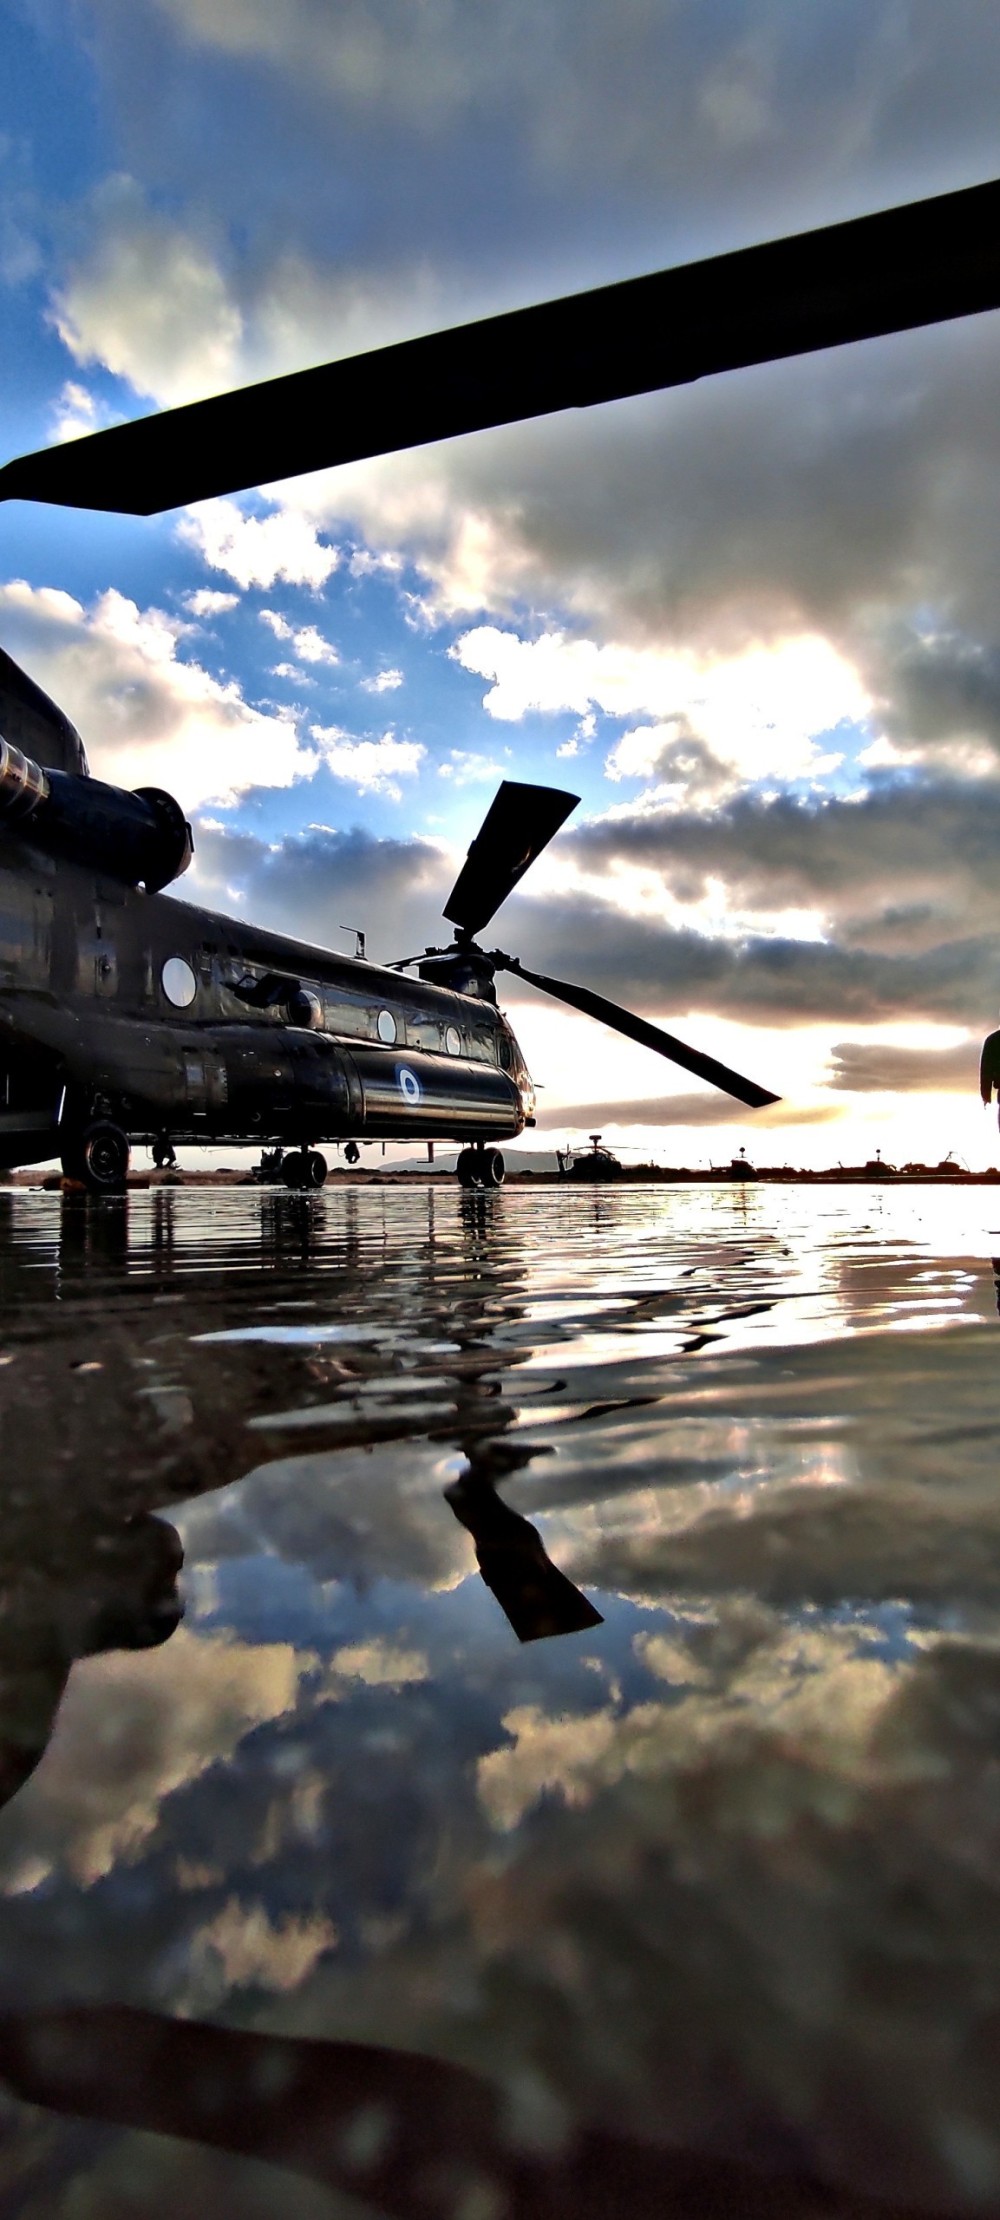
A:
[[450, 1633, 1000, 2206], [175, 1442, 470, 1598], [478, 1608, 900, 1834], [188, 1898, 339, 2009], [327, 1641, 430, 1688], [0, 1631, 312, 1894]]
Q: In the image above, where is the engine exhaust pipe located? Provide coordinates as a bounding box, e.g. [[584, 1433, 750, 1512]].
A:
[[0, 733, 193, 892]]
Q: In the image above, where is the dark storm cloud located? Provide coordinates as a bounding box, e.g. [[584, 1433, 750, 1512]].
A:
[[568, 779, 1000, 953], [82, 0, 1000, 266], [534, 1096, 834, 1131], [878, 629, 1000, 756], [189, 812, 1000, 1029], [40, 0, 1000, 838], [510, 898, 998, 1026], [189, 815, 449, 964], [828, 1041, 978, 1093]]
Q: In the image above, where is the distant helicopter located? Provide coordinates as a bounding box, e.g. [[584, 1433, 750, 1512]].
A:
[[1, 176, 997, 1191]]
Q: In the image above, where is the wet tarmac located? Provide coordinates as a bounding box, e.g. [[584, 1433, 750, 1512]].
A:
[[3, 1183, 1000, 2215]]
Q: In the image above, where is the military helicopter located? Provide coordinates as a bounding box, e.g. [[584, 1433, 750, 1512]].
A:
[[0, 175, 997, 1192]]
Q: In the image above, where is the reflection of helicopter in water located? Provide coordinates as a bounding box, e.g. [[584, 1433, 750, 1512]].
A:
[[3, 178, 998, 1191], [0, 1184, 603, 1825]]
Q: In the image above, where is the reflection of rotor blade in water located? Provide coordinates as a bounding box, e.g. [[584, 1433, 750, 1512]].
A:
[[0, 2001, 952, 2218], [445, 1474, 602, 1641]]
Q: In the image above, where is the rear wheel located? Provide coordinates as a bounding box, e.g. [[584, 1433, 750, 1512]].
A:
[[304, 1150, 327, 1189], [456, 1149, 476, 1187], [62, 1120, 131, 1194], [482, 1148, 505, 1187]]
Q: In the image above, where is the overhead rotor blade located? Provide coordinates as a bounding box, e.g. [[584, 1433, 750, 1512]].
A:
[[444, 782, 579, 937], [3, 178, 1000, 515], [497, 958, 779, 1109]]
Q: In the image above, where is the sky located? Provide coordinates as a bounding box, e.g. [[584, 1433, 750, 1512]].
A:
[[3, 0, 1000, 1167]]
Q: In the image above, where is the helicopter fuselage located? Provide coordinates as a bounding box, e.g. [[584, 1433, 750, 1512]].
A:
[[0, 831, 534, 1170]]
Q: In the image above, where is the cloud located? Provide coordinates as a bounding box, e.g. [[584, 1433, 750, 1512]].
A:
[[190, 1897, 337, 1996], [533, 1096, 836, 1132], [179, 499, 339, 591], [0, 579, 316, 807], [828, 1039, 978, 1093], [452, 626, 861, 792], [186, 818, 445, 958], [183, 588, 240, 617], [98, 0, 1000, 222], [0, 1630, 310, 1895], [361, 668, 404, 694], [569, 780, 1000, 956], [260, 610, 339, 664], [309, 726, 425, 799], [437, 749, 507, 786], [186, 797, 1000, 1030], [52, 177, 243, 408], [49, 380, 107, 444]]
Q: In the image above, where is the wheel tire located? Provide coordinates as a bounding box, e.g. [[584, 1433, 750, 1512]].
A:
[[456, 1149, 476, 1188], [63, 1120, 130, 1194], [483, 1148, 505, 1187], [282, 1152, 305, 1190], [304, 1150, 327, 1189]]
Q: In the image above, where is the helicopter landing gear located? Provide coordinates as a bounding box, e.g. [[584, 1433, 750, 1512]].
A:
[[282, 1148, 327, 1190], [152, 1135, 176, 1170], [456, 1146, 505, 1189], [62, 1119, 131, 1194]]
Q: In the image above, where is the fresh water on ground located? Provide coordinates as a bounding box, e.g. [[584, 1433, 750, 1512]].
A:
[[3, 1182, 1000, 2215]]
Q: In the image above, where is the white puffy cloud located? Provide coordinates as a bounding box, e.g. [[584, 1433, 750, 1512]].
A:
[[259, 609, 339, 664], [0, 579, 316, 807], [49, 380, 106, 444], [361, 667, 404, 694], [179, 498, 339, 591], [183, 588, 240, 617], [452, 625, 864, 793], [309, 724, 424, 798], [52, 178, 243, 409], [437, 749, 507, 786]]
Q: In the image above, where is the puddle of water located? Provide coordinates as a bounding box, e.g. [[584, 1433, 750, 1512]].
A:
[[2, 1183, 1000, 2213]]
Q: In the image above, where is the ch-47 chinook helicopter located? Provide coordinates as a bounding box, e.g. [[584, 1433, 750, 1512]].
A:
[[0, 176, 998, 1191]]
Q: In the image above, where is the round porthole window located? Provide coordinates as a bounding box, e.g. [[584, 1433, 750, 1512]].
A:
[[445, 1025, 462, 1057], [377, 1007, 397, 1044], [162, 956, 197, 1009]]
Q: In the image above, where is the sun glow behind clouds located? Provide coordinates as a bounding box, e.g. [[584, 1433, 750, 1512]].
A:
[[452, 626, 869, 792]]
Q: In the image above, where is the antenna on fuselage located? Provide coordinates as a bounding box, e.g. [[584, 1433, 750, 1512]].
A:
[[339, 926, 366, 961]]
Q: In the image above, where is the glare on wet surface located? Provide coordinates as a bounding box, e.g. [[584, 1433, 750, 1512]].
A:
[[3, 1182, 1000, 2214]]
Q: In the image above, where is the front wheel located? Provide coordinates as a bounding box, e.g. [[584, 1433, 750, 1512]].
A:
[[482, 1148, 505, 1187], [456, 1148, 476, 1187], [62, 1120, 131, 1194], [304, 1150, 327, 1189]]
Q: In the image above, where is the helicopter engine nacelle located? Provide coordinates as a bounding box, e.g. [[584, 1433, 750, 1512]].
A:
[[0, 736, 193, 892]]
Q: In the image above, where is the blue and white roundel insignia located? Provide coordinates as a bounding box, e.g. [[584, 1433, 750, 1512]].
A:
[[397, 1064, 421, 1104]]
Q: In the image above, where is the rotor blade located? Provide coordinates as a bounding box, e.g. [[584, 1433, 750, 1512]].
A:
[[3, 177, 1000, 515], [443, 782, 579, 937], [498, 959, 779, 1108]]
